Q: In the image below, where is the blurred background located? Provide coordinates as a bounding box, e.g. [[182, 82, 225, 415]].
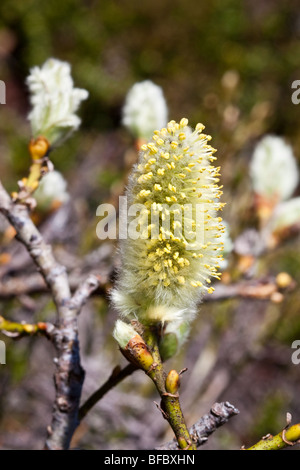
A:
[[1, 0, 300, 450]]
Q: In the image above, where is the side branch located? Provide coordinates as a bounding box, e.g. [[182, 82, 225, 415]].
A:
[[70, 274, 103, 313], [0, 315, 54, 339], [156, 401, 239, 450], [78, 363, 137, 422], [246, 415, 300, 450]]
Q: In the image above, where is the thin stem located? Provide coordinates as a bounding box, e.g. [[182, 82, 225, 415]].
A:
[[0, 315, 54, 339], [247, 423, 300, 450], [144, 328, 196, 450], [78, 363, 137, 422], [26, 161, 42, 189]]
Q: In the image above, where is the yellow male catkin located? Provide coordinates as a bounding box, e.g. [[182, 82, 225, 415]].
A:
[[112, 119, 225, 327]]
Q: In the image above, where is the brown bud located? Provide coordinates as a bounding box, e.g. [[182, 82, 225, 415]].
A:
[[123, 334, 154, 371]]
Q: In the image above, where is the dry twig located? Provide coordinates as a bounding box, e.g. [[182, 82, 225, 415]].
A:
[[156, 401, 239, 450]]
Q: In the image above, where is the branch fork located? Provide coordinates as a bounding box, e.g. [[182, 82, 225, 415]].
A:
[[0, 179, 100, 450]]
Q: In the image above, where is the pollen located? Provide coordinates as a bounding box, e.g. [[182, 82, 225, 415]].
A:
[[168, 183, 176, 193], [161, 152, 170, 160], [138, 189, 151, 198], [138, 172, 153, 183], [196, 123, 205, 132], [180, 118, 189, 127], [190, 281, 203, 287], [147, 143, 158, 154], [154, 263, 162, 272], [177, 276, 186, 285]]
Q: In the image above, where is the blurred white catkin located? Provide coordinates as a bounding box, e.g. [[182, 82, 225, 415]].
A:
[[122, 80, 168, 140], [26, 58, 88, 146]]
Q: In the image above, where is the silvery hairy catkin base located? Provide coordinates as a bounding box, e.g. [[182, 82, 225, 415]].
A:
[[112, 118, 225, 327]]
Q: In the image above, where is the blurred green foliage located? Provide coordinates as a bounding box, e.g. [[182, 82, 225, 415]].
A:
[[0, 0, 300, 205], [1, 0, 300, 133]]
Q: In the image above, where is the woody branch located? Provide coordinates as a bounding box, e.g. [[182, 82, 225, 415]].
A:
[[0, 179, 100, 450]]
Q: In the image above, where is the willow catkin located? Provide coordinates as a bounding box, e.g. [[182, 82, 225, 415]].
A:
[[112, 118, 225, 327]]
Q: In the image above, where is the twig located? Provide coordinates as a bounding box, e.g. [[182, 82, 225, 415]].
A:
[[70, 274, 104, 312], [156, 401, 239, 450], [0, 272, 48, 297], [204, 277, 291, 302], [0, 270, 109, 299], [0, 274, 283, 304], [0, 180, 100, 450], [246, 415, 300, 450], [144, 328, 197, 450], [0, 315, 55, 339], [78, 363, 137, 422]]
